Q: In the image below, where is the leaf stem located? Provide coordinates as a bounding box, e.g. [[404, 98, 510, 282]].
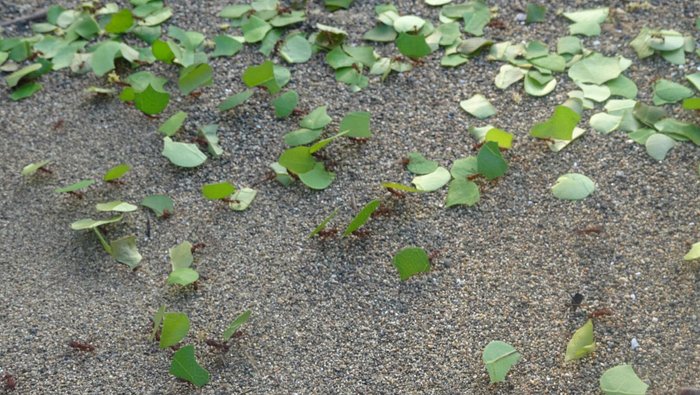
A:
[[93, 228, 112, 255]]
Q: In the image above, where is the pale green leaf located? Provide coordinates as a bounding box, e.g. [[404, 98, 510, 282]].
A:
[[229, 188, 257, 211], [445, 178, 480, 207], [167, 268, 199, 285], [223, 310, 252, 341], [96, 201, 138, 212], [159, 111, 187, 136], [162, 137, 207, 168], [110, 235, 142, 269], [170, 345, 209, 388], [482, 341, 521, 383], [645, 133, 676, 161], [551, 173, 595, 200], [412, 166, 451, 191], [170, 241, 193, 270], [599, 365, 648, 395], [565, 319, 596, 361], [460, 94, 496, 119], [407, 152, 438, 175]]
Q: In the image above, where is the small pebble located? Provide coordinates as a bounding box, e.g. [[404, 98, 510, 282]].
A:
[[631, 338, 639, 350]]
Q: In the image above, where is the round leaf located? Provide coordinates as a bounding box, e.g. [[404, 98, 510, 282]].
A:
[[551, 173, 595, 200], [280, 35, 312, 63], [299, 163, 336, 190], [201, 181, 236, 200], [167, 268, 199, 285], [445, 178, 480, 207], [645, 133, 676, 161]]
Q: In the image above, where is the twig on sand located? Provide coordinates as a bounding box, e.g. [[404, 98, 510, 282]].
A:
[[0, 8, 48, 28]]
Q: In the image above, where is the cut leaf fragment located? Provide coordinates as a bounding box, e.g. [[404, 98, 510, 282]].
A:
[[393, 247, 430, 281], [460, 94, 496, 119], [162, 137, 207, 168], [565, 319, 596, 361], [160, 312, 190, 349], [551, 173, 595, 200], [343, 199, 380, 236], [223, 310, 252, 341], [599, 364, 648, 395], [412, 166, 451, 191], [482, 341, 521, 383], [170, 345, 210, 388]]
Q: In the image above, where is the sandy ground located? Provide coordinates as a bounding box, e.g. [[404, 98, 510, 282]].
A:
[[0, 0, 698, 394]]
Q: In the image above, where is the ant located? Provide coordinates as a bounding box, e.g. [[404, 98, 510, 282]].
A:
[[276, 5, 292, 14], [348, 137, 370, 144], [2, 373, 16, 391], [251, 171, 276, 187], [588, 307, 613, 319], [190, 242, 206, 253], [317, 228, 338, 239], [292, 108, 307, 117], [69, 340, 96, 352], [161, 209, 172, 219], [428, 249, 441, 263], [205, 339, 230, 352], [68, 191, 85, 199], [52, 119, 65, 130], [400, 157, 410, 168], [37, 167, 53, 175], [568, 292, 585, 313], [192, 136, 209, 147], [575, 225, 603, 235], [371, 204, 393, 218], [487, 18, 506, 30], [351, 229, 371, 238], [189, 91, 203, 99], [386, 187, 406, 199]]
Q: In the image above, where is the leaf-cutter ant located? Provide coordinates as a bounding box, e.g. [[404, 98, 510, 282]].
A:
[[487, 18, 506, 30], [371, 204, 393, 218], [386, 187, 406, 199], [2, 373, 16, 391], [575, 225, 603, 235], [349, 137, 370, 144], [588, 307, 613, 319], [161, 209, 172, 219], [317, 228, 338, 239], [190, 242, 206, 253], [69, 340, 96, 352], [351, 229, 371, 238], [205, 339, 230, 352]]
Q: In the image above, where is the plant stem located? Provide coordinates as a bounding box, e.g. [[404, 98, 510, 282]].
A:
[[93, 228, 112, 255]]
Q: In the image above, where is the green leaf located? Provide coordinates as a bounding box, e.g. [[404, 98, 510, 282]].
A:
[[524, 72, 557, 97], [105, 9, 134, 34], [71, 215, 123, 230], [55, 179, 95, 193], [178, 63, 212, 95], [308, 207, 340, 238], [199, 124, 223, 157], [162, 137, 207, 168], [242, 60, 277, 92], [606, 75, 638, 99], [683, 97, 700, 110], [299, 162, 336, 190], [494, 65, 526, 89], [462, 4, 490, 36], [565, 319, 596, 361], [141, 194, 174, 217], [450, 157, 478, 179], [270, 11, 306, 27], [396, 33, 431, 59], [392, 247, 430, 281], [212, 35, 242, 57], [170, 241, 194, 270], [159, 111, 187, 136], [10, 82, 42, 101], [339, 111, 371, 138], [551, 173, 595, 200], [525, 3, 546, 24], [110, 235, 142, 269], [530, 105, 581, 140], [300, 106, 332, 130], [280, 35, 312, 63], [407, 152, 438, 175], [170, 345, 210, 388], [229, 188, 257, 211], [272, 90, 299, 118], [568, 53, 622, 85], [684, 242, 700, 260], [412, 166, 451, 191], [202, 181, 236, 200], [284, 129, 323, 147], [5, 63, 41, 88], [445, 178, 480, 207], [484, 128, 513, 149], [142, 7, 172, 26], [633, 102, 666, 127], [279, 146, 315, 174], [91, 41, 122, 76], [96, 201, 138, 212], [363, 23, 397, 42], [152, 40, 175, 63], [73, 14, 100, 39], [460, 94, 496, 119], [149, 305, 166, 341], [167, 268, 199, 285], [599, 364, 648, 395], [219, 4, 252, 18], [645, 133, 676, 161], [652, 79, 694, 105], [343, 199, 381, 236], [477, 142, 508, 180], [103, 163, 130, 181], [482, 341, 521, 383], [21, 159, 51, 176], [223, 310, 252, 341], [394, 15, 425, 33], [135, 84, 170, 115], [242, 15, 272, 43], [219, 90, 254, 112], [590, 113, 621, 134]]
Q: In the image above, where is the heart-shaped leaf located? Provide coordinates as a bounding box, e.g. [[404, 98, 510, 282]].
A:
[[599, 364, 648, 395], [551, 173, 595, 200]]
